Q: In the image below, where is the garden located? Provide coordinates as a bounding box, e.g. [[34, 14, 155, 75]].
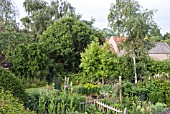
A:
[[0, 0, 170, 114]]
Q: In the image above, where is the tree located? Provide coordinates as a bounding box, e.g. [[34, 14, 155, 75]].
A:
[[98, 43, 119, 84], [102, 28, 116, 38], [162, 32, 170, 45], [108, 0, 158, 83], [80, 40, 119, 84], [22, 0, 76, 41], [0, 0, 18, 31], [40, 17, 104, 73], [0, 31, 34, 59], [80, 40, 100, 82]]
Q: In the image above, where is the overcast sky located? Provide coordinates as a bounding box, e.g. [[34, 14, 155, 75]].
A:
[[14, 0, 170, 34]]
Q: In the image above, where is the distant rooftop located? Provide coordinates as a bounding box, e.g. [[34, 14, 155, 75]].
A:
[[149, 42, 170, 54]]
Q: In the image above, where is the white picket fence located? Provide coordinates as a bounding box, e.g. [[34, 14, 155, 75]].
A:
[[80, 100, 127, 114], [94, 100, 122, 114]]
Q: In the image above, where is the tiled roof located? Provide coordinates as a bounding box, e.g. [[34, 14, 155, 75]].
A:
[[149, 42, 170, 54], [111, 36, 126, 45]]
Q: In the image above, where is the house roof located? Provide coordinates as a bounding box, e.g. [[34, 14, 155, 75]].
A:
[[148, 42, 170, 54], [111, 36, 126, 45]]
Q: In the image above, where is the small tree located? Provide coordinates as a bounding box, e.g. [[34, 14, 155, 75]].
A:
[[80, 40, 119, 84], [108, 0, 158, 83]]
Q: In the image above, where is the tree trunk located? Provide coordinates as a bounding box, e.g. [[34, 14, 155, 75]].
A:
[[119, 76, 122, 103], [133, 51, 137, 84]]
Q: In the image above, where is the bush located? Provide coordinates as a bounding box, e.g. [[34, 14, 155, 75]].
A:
[[0, 67, 26, 101], [24, 88, 43, 112], [0, 87, 35, 114]]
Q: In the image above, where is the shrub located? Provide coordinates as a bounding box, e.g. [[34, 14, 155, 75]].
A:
[[0, 67, 26, 101], [0, 87, 35, 114], [24, 88, 42, 112]]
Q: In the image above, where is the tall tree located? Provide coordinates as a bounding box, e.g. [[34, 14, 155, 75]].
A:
[[22, 0, 76, 41], [0, 0, 18, 31], [108, 0, 158, 83], [40, 17, 104, 72]]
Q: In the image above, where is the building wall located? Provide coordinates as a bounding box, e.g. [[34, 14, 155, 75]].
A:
[[149, 54, 170, 61], [108, 37, 118, 52]]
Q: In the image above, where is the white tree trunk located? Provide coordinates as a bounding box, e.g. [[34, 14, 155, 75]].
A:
[[133, 51, 137, 84]]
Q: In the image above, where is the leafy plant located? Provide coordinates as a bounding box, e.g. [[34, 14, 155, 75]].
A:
[[0, 87, 35, 114], [78, 83, 100, 95], [0, 66, 26, 101]]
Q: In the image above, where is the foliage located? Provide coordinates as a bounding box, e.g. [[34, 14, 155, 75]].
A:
[[25, 86, 86, 113], [10, 43, 62, 83], [11, 17, 103, 84], [146, 58, 170, 76], [0, 31, 34, 58], [101, 28, 116, 38], [40, 17, 104, 73], [108, 0, 159, 83], [118, 55, 170, 82], [11, 43, 47, 78], [0, 87, 35, 114], [80, 40, 119, 84], [0, 67, 26, 101], [22, 0, 76, 40], [0, 0, 18, 31], [85, 104, 103, 114], [162, 32, 170, 45], [122, 78, 170, 106], [21, 77, 47, 88], [78, 83, 100, 95]]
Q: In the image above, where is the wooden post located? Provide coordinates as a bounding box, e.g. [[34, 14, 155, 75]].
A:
[[119, 76, 122, 103], [123, 108, 127, 114]]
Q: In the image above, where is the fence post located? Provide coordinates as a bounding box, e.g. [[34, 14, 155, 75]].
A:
[[123, 108, 127, 114], [119, 76, 122, 103]]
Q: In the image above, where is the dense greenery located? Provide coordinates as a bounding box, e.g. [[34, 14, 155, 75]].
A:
[[25, 86, 86, 113], [0, 67, 26, 101], [40, 17, 104, 72], [22, 0, 76, 40], [10, 17, 104, 85], [80, 40, 119, 84], [0, 87, 35, 114], [0, 0, 170, 113], [108, 0, 160, 83], [0, 31, 34, 58]]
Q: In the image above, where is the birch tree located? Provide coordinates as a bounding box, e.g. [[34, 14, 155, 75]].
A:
[[108, 0, 158, 83]]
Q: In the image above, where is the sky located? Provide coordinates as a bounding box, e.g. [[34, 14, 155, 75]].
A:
[[13, 0, 170, 34]]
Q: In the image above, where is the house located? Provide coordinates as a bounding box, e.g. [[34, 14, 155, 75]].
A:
[[148, 42, 170, 60], [107, 36, 170, 61], [107, 36, 126, 56]]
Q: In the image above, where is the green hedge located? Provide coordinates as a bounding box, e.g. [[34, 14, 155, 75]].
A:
[[0, 67, 26, 101]]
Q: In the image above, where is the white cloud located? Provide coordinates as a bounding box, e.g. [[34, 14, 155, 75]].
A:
[[13, 0, 170, 34]]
